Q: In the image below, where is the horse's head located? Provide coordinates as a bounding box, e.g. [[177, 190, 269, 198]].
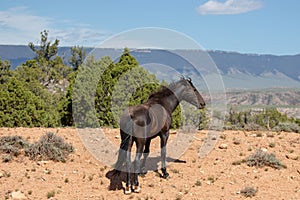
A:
[[177, 77, 206, 109]]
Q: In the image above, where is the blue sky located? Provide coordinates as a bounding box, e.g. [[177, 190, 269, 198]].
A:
[[0, 0, 299, 55]]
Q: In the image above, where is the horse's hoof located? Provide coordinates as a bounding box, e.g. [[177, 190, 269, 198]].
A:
[[140, 167, 147, 175], [124, 186, 132, 195], [139, 171, 147, 177], [162, 173, 170, 179], [114, 170, 121, 176], [133, 185, 141, 193]]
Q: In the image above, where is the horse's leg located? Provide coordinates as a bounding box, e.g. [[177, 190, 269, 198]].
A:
[[140, 139, 151, 175], [125, 138, 133, 195], [160, 131, 170, 179], [133, 139, 145, 193]]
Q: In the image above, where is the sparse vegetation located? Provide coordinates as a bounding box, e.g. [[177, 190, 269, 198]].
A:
[[246, 149, 286, 169], [47, 190, 55, 198], [2, 154, 12, 162], [0, 127, 299, 199], [195, 180, 202, 186], [273, 122, 300, 133], [0, 133, 74, 162], [26, 132, 74, 162], [224, 107, 300, 132], [240, 186, 258, 197], [0, 135, 29, 156]]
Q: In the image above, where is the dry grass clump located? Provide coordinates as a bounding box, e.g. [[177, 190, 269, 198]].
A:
[[0, 135, 29, 162], [0, 135, 29, 156], [26, 132, 74, 162], [240, 186, 258, 197], [0, 132, 74, 163], [232, 148, 286, 169], [246, 149, 286, 169]]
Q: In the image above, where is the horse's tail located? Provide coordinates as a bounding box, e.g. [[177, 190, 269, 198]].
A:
[[114, 129, 131, 172]]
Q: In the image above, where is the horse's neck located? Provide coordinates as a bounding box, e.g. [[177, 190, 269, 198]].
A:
[[167, 84, 186, 111], [161, 93, 180, 113]]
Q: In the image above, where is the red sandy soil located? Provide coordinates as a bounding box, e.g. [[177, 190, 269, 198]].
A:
[[0, 127, 299, 200]]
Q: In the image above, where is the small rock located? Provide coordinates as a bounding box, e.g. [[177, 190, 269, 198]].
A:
[[11, 191, 27, 200], [219, 144, 228, 149], [286, 153, 299, 160], [115, 135, 120, 139], [261, 148, 268, 152], [0, 171, 4, 178]]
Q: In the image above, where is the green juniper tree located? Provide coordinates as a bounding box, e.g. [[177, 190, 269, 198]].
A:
[[95, 48, 161, 127], [69, 45, 86, 71], [28, 30, 72, 90], [0, 58, 11, 84]]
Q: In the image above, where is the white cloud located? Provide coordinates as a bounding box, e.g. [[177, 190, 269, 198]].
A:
[[0, 7, 51, 32], [0, 7, 51, 44], [197, 0, 263, 15], [51, 27, 112, 47], [0, 7, 111, 46]]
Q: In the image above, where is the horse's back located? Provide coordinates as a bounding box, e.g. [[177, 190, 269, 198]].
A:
[[120, 103, 171, 139], [120, 104, 150, 136]]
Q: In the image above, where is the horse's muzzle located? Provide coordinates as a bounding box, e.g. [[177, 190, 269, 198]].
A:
[[199, 102, 206, 109]]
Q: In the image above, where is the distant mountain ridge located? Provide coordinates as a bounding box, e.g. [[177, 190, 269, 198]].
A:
[[0, 45, 299, 89]]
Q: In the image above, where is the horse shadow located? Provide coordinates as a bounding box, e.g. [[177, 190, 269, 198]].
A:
[[105, 156, 186, 191]]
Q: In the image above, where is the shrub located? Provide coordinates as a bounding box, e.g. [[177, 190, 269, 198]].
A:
[[224, 107, 297, 132], [273, 122, 300, 133], [240, 186, 258, 197], [0, 135, 29, 157], [195, 180, 202, 186], [47, 190, 55, 199], [26, 132, 74, 162], [246, 149, 286, 169], [2, 154, 12, 162]]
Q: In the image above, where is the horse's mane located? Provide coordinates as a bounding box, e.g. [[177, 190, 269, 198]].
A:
[[148, 86, 173, 100], [148, 80, 183, 101]]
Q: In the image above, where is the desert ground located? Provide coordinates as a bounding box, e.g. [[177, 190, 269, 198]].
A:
[[0, 127, 299, 200]]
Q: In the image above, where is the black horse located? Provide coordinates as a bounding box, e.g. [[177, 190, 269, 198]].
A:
[[115, 77, 206, 194]]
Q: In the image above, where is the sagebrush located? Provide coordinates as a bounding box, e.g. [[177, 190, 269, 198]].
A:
[[246, 149, 286, 169], [0, 135, 29, 156], [0, 132, 74, 162], [240, 186, 258, 197], [26, 132, 74, 162]]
